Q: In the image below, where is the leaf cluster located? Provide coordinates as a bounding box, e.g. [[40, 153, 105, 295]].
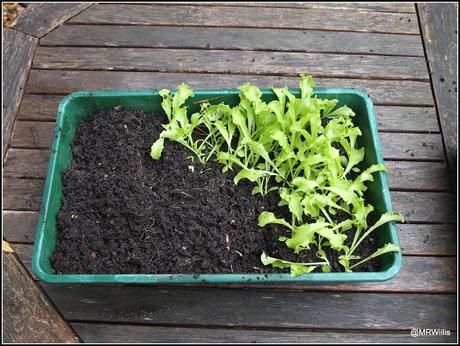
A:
[[151, 75, 403, 276]]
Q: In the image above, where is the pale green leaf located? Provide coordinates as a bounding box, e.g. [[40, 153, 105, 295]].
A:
[[260, 252, 322, 277], [258, 211, 293, 230], [233, 167, 265, 185], [150, 137, 164, 160], [299, 73, 315, 99]]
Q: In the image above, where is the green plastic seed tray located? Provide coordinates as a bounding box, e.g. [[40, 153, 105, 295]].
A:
[[32, 88, 402, 284]]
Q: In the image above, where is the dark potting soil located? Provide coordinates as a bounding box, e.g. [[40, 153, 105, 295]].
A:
[[51, 108, 380, 274]]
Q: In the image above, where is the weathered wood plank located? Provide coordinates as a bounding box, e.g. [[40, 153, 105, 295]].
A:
[[3, 176, 455, 223], [11, 121, 55, 149], [40, 284, 457, 330], [391, 191, 455, 223], [17, 94, 61, 121], [16, 95, 439, 133], [10, 122, 445, 160], [2, 252, 79, 343], [3, 148, 450, 191], [3, 178, 44, 211], [374, 106, 439, 133], [10, 243, 36, 280], [72, 323, 456, 344], [4, 149, 50, 178], [385, 161, 450, 191], [41, 25, 424, 57], [397, 223, 456, 256], [3, 211, 39, 243], [25, 70, 435, 106], [33, 47, 429, 80], [380, 133, 444, 161], [150, 2, 416, 13], [2, 29, 37, 158], [68, 4, 419, 34], [11, 3, 93, 37], [418, 3, 458, 192]]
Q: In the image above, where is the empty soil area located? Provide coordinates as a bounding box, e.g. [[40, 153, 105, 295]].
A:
[[51, 107, 380, 274]]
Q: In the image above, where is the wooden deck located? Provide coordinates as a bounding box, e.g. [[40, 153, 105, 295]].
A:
[[2, 2, 457, 343]]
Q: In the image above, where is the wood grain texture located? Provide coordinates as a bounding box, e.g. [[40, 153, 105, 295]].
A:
[[32, 47, 429, 80], [4, 148, 50, 178], [72, 323, 456, 344], [11, 3, 93, 37], [25, 70, 435, 106], [391, 191, 455, 223], [374, 106, 439, 133], [3, 178, 44, 211], [418, 3, 458, 191], [17, 94, 61, 121], [2, 29, 37, 158], [385, 161, 450, 191], [397, 223, 456, 256], [3, 211, 39, 243], [11, 121, 55, 149], [380, 133, 444, 160], [68, 4, 419, 34], [150, 2, 416, 13], [39, 284, 457, 330], [16, 95, 439, 133], [10, 243, 36, 280], [41, 25, 424, 57], [2, 252, 78, 343]]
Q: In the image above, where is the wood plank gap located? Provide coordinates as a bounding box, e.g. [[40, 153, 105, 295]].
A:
[[379, 130, 440, 134], [66, 320, 452, 334], [3, 177, 45, 181], [402, 253, 456, 258], [10, 26, 39, 38], [36, 44, 424, 59], [63, 19, 419, 34], [5, 240, 35, 245], [29, 68, 430, 83], [383, 158, 444, 163], [401, 220, 456, 226], [65, 22, 421, 36], [389, 187, 450, 193]]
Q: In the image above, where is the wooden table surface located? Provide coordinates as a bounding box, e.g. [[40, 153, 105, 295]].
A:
[[3, 2, 457, 343]]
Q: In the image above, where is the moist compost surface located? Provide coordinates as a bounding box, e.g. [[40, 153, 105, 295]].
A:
[[51, 108, 380, 274]]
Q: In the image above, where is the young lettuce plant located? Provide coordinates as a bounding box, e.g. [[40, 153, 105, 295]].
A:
[[338, 211, 404, 272], [150, 83, 208, 163]]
